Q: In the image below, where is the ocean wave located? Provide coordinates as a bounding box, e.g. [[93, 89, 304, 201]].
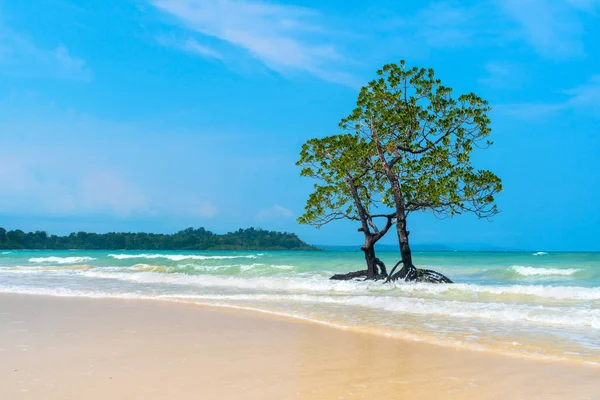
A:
[[108, 253, 262, 261], [75, 271, 600, 301], [0, 262, 297, 276], [0, 265, 94, 274], [510, 265, 580, 276], [2, 286, 599, 330], [533, 252, 549, 256], [392, 282, 600, 300], [239, 264, 295, 272], [1, 251, 11, 255], [0, 287, 491, 353], [333, 296, 600, 329], [28, 256, 96, 264]]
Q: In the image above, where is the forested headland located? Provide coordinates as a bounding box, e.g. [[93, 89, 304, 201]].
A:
[[0, 227, 317, 250]]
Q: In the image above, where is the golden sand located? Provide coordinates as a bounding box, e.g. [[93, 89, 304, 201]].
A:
[[1, 294, 598, 399]]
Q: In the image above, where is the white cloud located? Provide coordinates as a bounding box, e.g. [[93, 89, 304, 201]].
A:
[[495, 0, 589, 59], [77, 171, 149, 216], [478, 62, 525, 88], [0, 154, 222, 219], [0, 23, 90, 80], [0, 154, 148, 216], [150, 0, 355, 85], [565, 0, 600, 11], [497, 75, 600, 119], [195, 201, 218, 218], [256, 204, 294, 221], [410, 2, 487, 48], [157, 35, 223, 60], [565, 75, 600, 109], [380, 0, 595, 60], [0, 97, 224, 219]]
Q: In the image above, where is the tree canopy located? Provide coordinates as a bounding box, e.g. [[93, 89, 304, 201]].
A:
[[340, 61, 502, 220], [297, 134, 382, 227]]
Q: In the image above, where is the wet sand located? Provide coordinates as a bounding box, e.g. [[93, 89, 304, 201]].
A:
[[1, 294, 598, 399]]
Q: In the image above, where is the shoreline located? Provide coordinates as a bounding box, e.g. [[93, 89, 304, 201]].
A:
[[3, 288, 598, 367], [2, 293, 599, 399]]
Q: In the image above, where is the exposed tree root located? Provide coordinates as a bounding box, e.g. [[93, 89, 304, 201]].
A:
[[330, 270, 368, 280], [331, 260, 453, 284], [414, 268, 453, 283]]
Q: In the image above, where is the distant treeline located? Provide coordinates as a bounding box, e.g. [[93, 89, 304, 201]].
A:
[[0, 227, 317, 250]]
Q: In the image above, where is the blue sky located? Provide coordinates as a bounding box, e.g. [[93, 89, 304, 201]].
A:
[[1, 0, 599, 250]]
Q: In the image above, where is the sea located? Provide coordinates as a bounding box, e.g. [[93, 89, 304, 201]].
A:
[[1, 249, 599, 365]]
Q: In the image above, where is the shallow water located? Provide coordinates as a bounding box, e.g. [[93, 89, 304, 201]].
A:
[[1, 250, 599, 364]]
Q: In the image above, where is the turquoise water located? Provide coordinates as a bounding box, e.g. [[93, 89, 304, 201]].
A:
[[1, 250, 600, 364]]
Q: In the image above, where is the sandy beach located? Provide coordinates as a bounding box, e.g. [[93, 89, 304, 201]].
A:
[[1, 294, 598, 399]]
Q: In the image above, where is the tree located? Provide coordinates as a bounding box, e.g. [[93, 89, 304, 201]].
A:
[[341, 61, 502, 281], [297, 134, 395, 279]]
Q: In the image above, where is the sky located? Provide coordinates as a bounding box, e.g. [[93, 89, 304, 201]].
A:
[[1, 0, 599, 251]]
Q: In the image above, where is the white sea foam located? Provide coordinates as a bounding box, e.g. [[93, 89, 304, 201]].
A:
[[240, 264, 295, 272], [533, 252, 549, 256], [510, 265, 580, 276], [272, 265, 295, 270], [1, 251, 11, 255], [2, 285, 599, 330], [0, 287, 469, 351], [240, 263, 266, 271], [108, 253, 261, 261], [391, 282, 600, 300], [76, 270, 600, 301], [28, 256, 96, 264], [0, 265, 94, 274]]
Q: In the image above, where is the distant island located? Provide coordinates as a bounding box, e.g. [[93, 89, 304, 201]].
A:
[[0, 227, 317, 251]]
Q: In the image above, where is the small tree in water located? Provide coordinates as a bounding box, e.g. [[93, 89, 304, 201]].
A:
[[340, 61, 502, 282]]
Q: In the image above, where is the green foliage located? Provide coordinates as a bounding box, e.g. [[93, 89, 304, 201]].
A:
[[340, 60, 502, 218], [0, 227, 316, 250], [296, 134, 387, 228]]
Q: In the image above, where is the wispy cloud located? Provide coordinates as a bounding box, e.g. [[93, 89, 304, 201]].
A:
[[376, 1, 509, 56], [256, 205, 294, 221], [564, 0, 600, 12], [497, 75, 600, 119], [195, 201, 218, 218], [157, 35, 223, 60], [0, 159, 148, 216], [495, 0, 592, 59], [0, 23, 90, 80], [378, 0, 596, 61], [478, 61, 525, 88], [0, 95, 224, 219], [409, 2, 494, 48], [565, 75, 600, 109], [150, 0, 356, 85], [0, 153, 222, 219]]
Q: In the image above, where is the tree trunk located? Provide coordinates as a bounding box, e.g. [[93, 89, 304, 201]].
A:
[[363, 242, 377, 279], [393, 214, 418, 281], [371, 133, 452, 283]]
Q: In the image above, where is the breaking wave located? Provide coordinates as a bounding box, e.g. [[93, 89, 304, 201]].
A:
[[510, 265, 581, 277], [533, 252, 549, 256], [1, 285, 599, 330], [108, 253, 263, 261], [28, 256, 96, 264], [75, 271, 600, 301]]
